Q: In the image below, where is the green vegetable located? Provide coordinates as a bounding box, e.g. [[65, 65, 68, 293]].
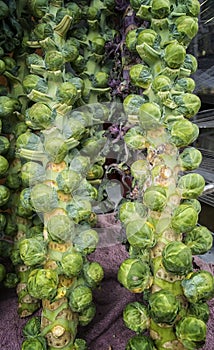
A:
[[25, 103, 56, 130], [148, 290, 180, 324], [46, 214, 75, 243], [139, 102, 162, 129], [183, 226, 213, 255], [30, 183, 58, 213], [143, 185, 167, 211], [123, 94, 148, 116], [78, 303, 96, 326], [126, 219, 156, 249], [162, 241, 193, 275], [129, 64, 153, 89], [69, 284, 93, 312], [61, 249, 83, 277], [21, 338, 46, 350], [123, 301, 150, 333], [83, 261, 104, 288], [171, 204, 198, 233], [176, 316, 207, 350], [0, 185, 10, 206], [177, 173, 205, 199], [19, 237, 47, 266], [179, 147, 202, 170], [21, 162, 46, 187], [125, 334, 156, 350], [27, 268, 58, 300], [164, 42, 186, 69], [56, 169, 81, 194], [0, 155, 9, 176], [181, 270, 214, 303], [188, 302, 210, 323]]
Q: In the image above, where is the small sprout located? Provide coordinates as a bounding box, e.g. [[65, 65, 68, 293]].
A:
[[126, 219, 156, 249], [69, 284, 93, 312], [184, 225, 213, 255], [19, 237, 47, 266], [123, 301, 150, 333], [143, 185, 167, 211], [164, 42, 186, 69], [129, 64, 153, 89], [181, 270, 214, 303], [162, 241, 193, 275], [149, 289, 180, 324], [177, 173, 205, 199], [47, 214, 75, 243], [176, 316, 207, 350], [27, 268, 58, 300]]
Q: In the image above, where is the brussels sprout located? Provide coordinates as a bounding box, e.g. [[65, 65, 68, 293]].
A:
[[0, 0, 9, 19], [61, 249, 83, 277], [151, 0, 170, 19], [125, 29, 139, 52], [137, 29, 158, 48], [149, 290, 180, 324], [174, 93, 201, 118], [47, 214, 75, 243], [44, 138, 68, 163], [119, 201, 148, 226], [152, 75, 171, 92], [118, 258, 152, 293], [27, 0, 48, 18], [174, 78, 196, 93], [27, 268, 58, 300], [16, 131, 41, 152], [25, 103, 56, 130], [0, 185, 10, 206], [182, 54, 198, 74], [0, 155, 9, 176], [91, 36, 105, 54], [125, 334, 155, 350], [63, 117, 85, 140], [21, 162, 46, 187], [62, 40, 79, 63], [3, 272, 19, 288], [164, 42, 186, 69], [126, 219, 156, 249], [179, 147, 202, 171], [83, 261, 104, 288], [69, 284, 93, 312], [162, 241, 193, 275], [124, 126, 147, 150], [5, 173, 21, 189], [129, 64, 153, 89], [56, 169, 81, 194], [0, 136, 9, 154], [143, 185, 167, 211], [123, 94, 148, 116], [173, 16, 198, 45], [139, 102, 162, 129], [19, 237, 47, 266], [182, 198, 201, 214], [93, 71, 109, 88], [30, 183, 58, 213], [19, 188, 34, 212], [175, 316, 207, 350], [123, 301, 150, 333], [56, 82, 78, 106], [169, 118, 199, 147], [131, 159, 150, 186], [72, 338, 87, 350], [0, 96, 21, 118], [22, 316, 41, 337], [0, 263, 6, 282], [86, 164, 104, 180], [21, 338, 46, 350], [23, 74, 48, 94], [181, 270, 214, 303], [177, 173, 205, 199], [188, 302, 210, 323], [73, 228, 99, 255], [26, 53, 45, 67], [78, 302, 96, 326], [183, 225, 213, 255], [69, 156, 90, 175]]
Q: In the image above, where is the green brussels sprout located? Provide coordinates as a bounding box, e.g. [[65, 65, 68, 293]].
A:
[[181, 270, 214, 303], [174, 77, 196, 93], [78, 302, 96, 326], [72, 55, 86, 73], [27, 0, 48, 18], [19, 237, 47, 266], [25, 103, 56, 130], [61, 249, 83, 277], [0, 136, 9, 154], [56, 82, 78, 106], [123, 94, 148, 116], [21, 162, 46, 187], [86, 164, 104, 180], [27, 268, 58, 300], [119, 201, 148, 226], [182, 54, 198, 74], [188, 302, 210, 323], [23, 74, 48, 94], [149, 290, 180, 324], [123, 301, 150, 333], [5, 173, 21, 189], [177, 173, 205, 199], [173, 16, 198, 45], [125, 334, 155, 350], [19, 188, 34, 212], [0, 185, 10, 206], [26, 53, 45, 67], [93, 71, 109, 88], [126, 219, 156, 249], [74, 179, 97, 201], [152, 75, 171, 92], [176, 0, 200, 17], [137, 29, 158, 48], [131, 159, 150, 185], [139, 102, 162, 129], [83, 261, 104, 288], [0, 263, 6, 282], [32, 22, 53, 40], [72, 338, 87, 350], [118, 258, 152, 293], [129, 64, 153, 89], [69, 284, 93, 312], [169, 118, 199, 147], [151, 0, 170, 19], [73, 228, 99, 255], [183, 225, 213, 255], [47, 214, 75, 243], [16, 131, 41, 152], [21, 338, 46, 350], [66, 198, 93, 224], [125, 29, 139, 52], [175, 316, 207, 350], [91, 36, 105, 55], [0, 96, 21, 118], [143, 185, 167, 211], [179, 147, 202, 170], [164, 42, 186, 69], [174, 93, 201, 118], [44, 50, 64, 71], [63, 117, 85, 140], [3, 272, 19, 288], [182, 199, 201, 214], [162, 241, 193, 275], [22, 316, 41, 337], [44, 138, 68, 163], [124, 126, 146, 150], [0, 155, 9, 176], [30, 183, 58, 213], [62, 40, 79, 63], [56, 169, 81, 194]]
